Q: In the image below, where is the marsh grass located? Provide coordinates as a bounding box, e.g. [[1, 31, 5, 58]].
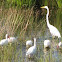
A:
[[0, 7, 46, 62], [0, 6, 62, 62]]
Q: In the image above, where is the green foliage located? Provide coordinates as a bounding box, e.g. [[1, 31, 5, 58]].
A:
[[56, 0, 62, 8], [55, 9, 62, 33], [29, 0, 36, 7], [7, 0, 22, 7], [44, 0, 48, 5], [6, 0, 36, 8], [0, 0, 61, 9]]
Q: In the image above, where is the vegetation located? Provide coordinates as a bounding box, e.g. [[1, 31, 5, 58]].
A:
[[56, 0, 62, 8], [0, 0, 62, 62], [0, 0, 62, 9]]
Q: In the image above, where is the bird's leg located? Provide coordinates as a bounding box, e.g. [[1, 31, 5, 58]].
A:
[[51, 37, 54, 48], [53, 36, 56, 42], [44, 54, 45, 62], [52, 36, 57, 48], [49, 50, 50, 62], [1, 46, 3, 51], [29, 55, 31, 59], [58, 38, 61, 43], [10, 43, 12, 46]]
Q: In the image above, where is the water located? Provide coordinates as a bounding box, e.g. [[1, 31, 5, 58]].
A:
[[15, 36, 62, 62], [0, 7, 62, 62], [14, 25, 62, 62], [12, 8, 62, 62]]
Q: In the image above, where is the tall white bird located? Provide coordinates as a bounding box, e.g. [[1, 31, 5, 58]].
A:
[[40, 6, 61, 42], [0, 34, 9, 46], [26, 38, 37, 58], [26, 40, 33, 49], [44, 40, 51, 49]]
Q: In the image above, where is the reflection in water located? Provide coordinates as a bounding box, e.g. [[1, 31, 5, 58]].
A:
[[52, 49, 59, 62], [21, 8, 62, 62], [14, 17, 62, 62], [14, 36, 62, 62]]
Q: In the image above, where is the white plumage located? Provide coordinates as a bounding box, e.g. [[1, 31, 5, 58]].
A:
[[0, 34, 9, 46], [44, 40, 51, 48], [5, 34, 18, 43], [0, 39, 8, 46], [48, 24, 61, 38], [57, 42, 62, 52], [26, 40, 33, 49], [8, 37, 17, 43], [58, 42, 62, 48], [41, 6, 61, 38], [26, 40, 32, 46], [26, 38, 37, 58]]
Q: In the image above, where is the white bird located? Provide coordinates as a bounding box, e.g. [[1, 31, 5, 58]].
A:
[[41, 6, 61, 42], [7, 34, 18, 43], [57, 42, 62, 52], [26, 38, 37, 58], [57, 42, 62, 48], [0, 34, 9, 46], [44, 40, 51, 49], [26, 40, 33, 49], [8, 37, 17, 43]]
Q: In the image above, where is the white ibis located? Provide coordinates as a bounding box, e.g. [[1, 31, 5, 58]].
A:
[[0, 34, 9, 46], [7, 34, 18, 43], [26, 38, 37, 58], [44, 40, 51, 51], [26, 40, 33, 49], [8, 37, 18, 43]]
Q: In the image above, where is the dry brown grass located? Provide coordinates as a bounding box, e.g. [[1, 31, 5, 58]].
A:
[[0, 7, 46, 41]]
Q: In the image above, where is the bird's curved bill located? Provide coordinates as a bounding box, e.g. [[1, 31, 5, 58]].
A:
[[40, 6, 45, 8]]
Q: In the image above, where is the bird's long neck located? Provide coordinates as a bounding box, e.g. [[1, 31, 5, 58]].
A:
[[6, 34, 9, 39], [6, 35, 8, 39], [46, 8, 50, 27], [34, 38, 36, 46]]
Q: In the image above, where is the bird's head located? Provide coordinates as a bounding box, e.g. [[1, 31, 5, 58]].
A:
[[40, 6, 48, 9], [6, 34, 10, 39], [34, 38, 36, 41]]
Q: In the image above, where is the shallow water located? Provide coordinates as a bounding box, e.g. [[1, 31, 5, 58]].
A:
[[19, 28, 62, 62], [15, 36, 62, 62], [10, 28, 62, 62]]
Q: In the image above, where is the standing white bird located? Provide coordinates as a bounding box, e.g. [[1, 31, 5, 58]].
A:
[[44, 40, 51, 49], [40, 6, 61, 42], [26, 40, 33, 49], [0, 34, 9, 46], [26, 38, 37, 58]]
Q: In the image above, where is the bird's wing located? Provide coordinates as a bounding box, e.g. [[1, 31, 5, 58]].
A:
[[49, 25, 61, 37], [0, 39, 8, 45], [26, 46, 34, 55]]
